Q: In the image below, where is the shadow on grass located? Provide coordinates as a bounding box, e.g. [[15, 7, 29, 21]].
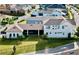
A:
[[0, 39, 21, 45]]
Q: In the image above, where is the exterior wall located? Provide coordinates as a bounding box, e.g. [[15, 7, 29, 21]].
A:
[[5, 32, 23, 38], [44, 22, 75, 38], [52, 11, 62, 16]]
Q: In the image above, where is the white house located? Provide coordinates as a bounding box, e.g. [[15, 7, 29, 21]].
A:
[[44, 17, 76, 38], [4, 24, 23, 38], [4, 23, 43, 38], [3, 16, 76, 38]]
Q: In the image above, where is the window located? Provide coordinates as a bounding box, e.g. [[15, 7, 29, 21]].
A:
[[17, 34, 19, 37], [52, 28, 54, 29], [55, 32, 63, 34], [55, 15, 57, 16], [55, 32, 57, 34], [62, 26, 64, 29], [50, 32, 51, 34], [31, 14, 36, 17], [9, 34, 12, 38], [46, 26, 50, 29], [52, 14, 55, 16], [52, 25, 54, 27], [39, 13, 43, 16], [46, 32, 48, 35], [13, 33, 15, 37]]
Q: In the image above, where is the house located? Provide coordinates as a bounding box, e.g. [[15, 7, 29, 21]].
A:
[[26, 16, 49, 24], [44, 4, 66, 11], [4, 25, 23, 38], [0, 4, 10, 11], [4, 23, 43, 38], [18, 16, 65, 25], [44, 17, 76, 38], [31, 9, 66, 17], [3, 16, 76, 38]]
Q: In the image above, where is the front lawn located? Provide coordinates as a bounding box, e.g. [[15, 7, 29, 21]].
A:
[[0, 38, 38, 55], [0, 36, 78, 55]]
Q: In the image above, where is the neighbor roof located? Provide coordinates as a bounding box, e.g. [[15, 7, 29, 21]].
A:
[[27, 16, 64, 20], [44, 19, 64, 25], [40, 4, 66, 9]]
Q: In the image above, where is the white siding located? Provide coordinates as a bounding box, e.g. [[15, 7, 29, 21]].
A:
[[5, 32, 23, 38], [44, 22, 75, 38]]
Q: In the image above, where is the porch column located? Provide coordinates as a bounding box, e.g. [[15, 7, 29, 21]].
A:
[[38, 30, 39, 36], [27, 30, 28, 35]]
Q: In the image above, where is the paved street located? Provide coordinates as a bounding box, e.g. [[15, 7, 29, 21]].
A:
[[36, 43, 74, 54], [19, 41, 79, 55]]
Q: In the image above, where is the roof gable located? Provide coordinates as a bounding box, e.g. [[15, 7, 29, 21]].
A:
[[6, 25, 23, 32], [44, 19, 64, 25]]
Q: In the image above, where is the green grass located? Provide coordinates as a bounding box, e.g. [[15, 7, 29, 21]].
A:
[[47, 38, 76, 48], [0, 38, 38, 55], [0, 36, 78, 55], [67, 8, 74, 20]]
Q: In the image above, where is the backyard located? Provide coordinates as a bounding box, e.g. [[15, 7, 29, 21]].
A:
[[0, 36, 78, 55]]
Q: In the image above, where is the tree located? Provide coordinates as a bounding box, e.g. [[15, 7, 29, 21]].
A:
[[8, 18, 14, 24], [27, 9, 31, 13], [1, 18, 8, 25], [12, 16, 18, 20], [75, 27, 79, 37], [41, 34, 48, 40]]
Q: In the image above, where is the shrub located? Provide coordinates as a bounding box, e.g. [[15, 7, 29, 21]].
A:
[[41, 35, 48, 40]]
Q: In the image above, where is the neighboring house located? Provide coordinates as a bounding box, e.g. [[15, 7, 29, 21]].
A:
[[4, 23, 43, 38], [44, 17, 76, 38], [45, 4, 66, 11], [18, 16, 65, 25], [4, 25, 23, 38], [0, 4, 10, 11], [26, 16, 48, 24], [31, 9, 66, 17], [18, 16, 50, 24]]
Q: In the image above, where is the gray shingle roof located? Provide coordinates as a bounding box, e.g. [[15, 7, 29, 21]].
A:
[[18, 24, 43, 30], [67, 19, 76, 25], [6, 25, 23, 32], [44, 19, 63, 25]]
